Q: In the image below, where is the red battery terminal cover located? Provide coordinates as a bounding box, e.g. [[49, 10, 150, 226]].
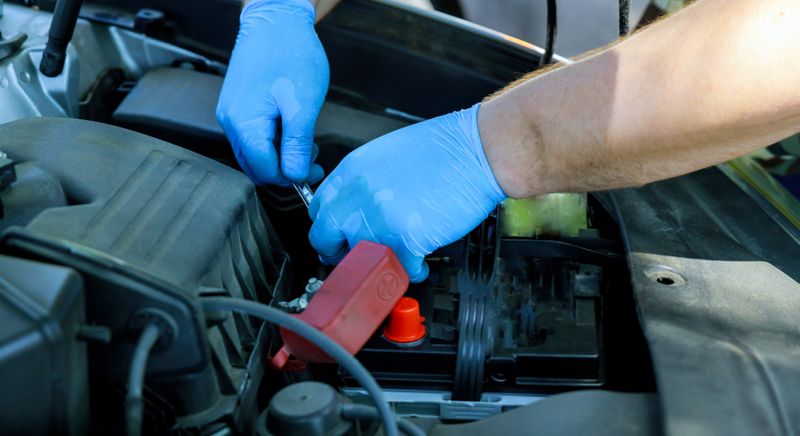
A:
[[271, 241, 410, 368]]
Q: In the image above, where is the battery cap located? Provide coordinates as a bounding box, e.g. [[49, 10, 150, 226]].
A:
[[383, 297, 426, 344]]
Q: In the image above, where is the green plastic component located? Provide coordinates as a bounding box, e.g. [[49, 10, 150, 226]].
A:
[[500, 193, 588, 238]]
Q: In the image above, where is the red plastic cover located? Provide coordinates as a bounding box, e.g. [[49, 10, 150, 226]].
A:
[[272, 241, 409, 367]]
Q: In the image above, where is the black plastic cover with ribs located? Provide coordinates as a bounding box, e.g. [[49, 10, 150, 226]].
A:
[[0, 117, 287, 431]]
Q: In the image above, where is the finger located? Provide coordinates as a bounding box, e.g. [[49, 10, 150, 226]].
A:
[[229, 116, 286, 185], [230, 143, 256, 181], [393, 249, 430, 283], [324, 210, 381, 265], [308, 163, 325, 185], [319, 247, 348, 266], [218, 103, 256, 180], [308, 213, 348, 264], [411, 261, 430, 283], [311, 142, 320, 162], [307, 143, 325, 184], [309, 192, 321, 221], [280, 109, 319, 182], [308, 172, 342, 220]]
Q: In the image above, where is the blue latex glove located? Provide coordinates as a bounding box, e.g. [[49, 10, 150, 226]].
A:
[[216, 0, 328, 185], [308, 104, 507, 282]]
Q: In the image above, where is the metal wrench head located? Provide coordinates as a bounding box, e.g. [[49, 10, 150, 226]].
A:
[[293, 183, 314, 208]]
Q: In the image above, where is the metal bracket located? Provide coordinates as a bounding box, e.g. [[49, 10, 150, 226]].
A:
[[0, 33, 27, 63]]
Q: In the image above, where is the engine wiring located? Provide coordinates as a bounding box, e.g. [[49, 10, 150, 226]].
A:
[[539, 0, 558, 67], [619, 0, 631, 36], [199, 297, 418, 436], [541, 0, 630, 68], [125, 323, 161, 436]]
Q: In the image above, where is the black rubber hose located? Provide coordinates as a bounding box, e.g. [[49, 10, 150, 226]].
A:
[[40, 0, 84, 77], [539, 0, 557, 67], [619, 0, 631, 36], [341, 404, 426, 436], [125, 323, 160, 436], [200, 297, 398, 436]]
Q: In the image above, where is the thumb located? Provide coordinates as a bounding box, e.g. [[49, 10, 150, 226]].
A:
[[280, 110, 318, 182]]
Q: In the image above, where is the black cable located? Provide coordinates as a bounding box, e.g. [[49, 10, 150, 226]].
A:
[[341, 404, 426, 436], [539, 0, 557, 67], [40, 0, 85, 77], [619, 0, 631, 36], [125, 323, 160, 436], [200, 297, 399, 436]]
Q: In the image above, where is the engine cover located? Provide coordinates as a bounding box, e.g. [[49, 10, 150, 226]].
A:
[[0, 117, 287, 429]]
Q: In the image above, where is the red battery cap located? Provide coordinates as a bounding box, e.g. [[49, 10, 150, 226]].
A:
[[384, 297, 426, 344], [272, 241, 409, 368]]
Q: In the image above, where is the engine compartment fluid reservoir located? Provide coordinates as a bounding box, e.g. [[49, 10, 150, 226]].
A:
[[500, 193, 588, 237], [272, 241, 409, 367]]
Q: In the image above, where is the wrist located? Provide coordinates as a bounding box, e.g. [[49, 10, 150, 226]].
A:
[[244, 0, 339, 23], [477, 98, 541, 199], [465, 104, 508, 205], [241, 0, 316, 21]]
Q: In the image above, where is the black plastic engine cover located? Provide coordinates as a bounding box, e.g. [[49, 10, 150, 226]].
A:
[[0, 117, 286, 423], [0, 255, 87, 436]]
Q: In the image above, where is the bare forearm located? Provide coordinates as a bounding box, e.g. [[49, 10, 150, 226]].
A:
[[480, 0, 800, 198]]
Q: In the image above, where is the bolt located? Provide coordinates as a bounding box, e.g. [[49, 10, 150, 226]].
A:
[[305, 277, 323, 294]]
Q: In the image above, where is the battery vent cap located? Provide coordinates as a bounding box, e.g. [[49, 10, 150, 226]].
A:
[[384, 297, 426, 344]]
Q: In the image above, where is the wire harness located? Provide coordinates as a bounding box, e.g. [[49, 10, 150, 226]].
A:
[[200, 297, 403, 436], [125, 324, 161, 436], [539, 0, 558, 67], [619, 0, 631, 36]]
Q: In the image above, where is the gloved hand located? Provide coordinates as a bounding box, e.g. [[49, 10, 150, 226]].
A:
[[308, 104, 507, 282], [216, 0, 328, 185]]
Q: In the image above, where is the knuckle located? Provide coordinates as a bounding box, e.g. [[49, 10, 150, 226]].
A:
[[280, 136, 313, 152], [215, 103, 228, 125]]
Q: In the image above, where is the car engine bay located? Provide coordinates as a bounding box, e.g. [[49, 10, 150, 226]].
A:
[[5, 1, 800, 435]]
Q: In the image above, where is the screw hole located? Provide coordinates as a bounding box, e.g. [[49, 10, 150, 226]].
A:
[[644, 265, 685, 287], [656, 276, 675, 285]]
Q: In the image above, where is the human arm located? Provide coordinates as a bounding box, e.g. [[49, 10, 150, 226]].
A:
[[309, 0, 800, 281], [216, 0, 341, 185], [480, 0, 800, 197], [243, 0, 340, 21]]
